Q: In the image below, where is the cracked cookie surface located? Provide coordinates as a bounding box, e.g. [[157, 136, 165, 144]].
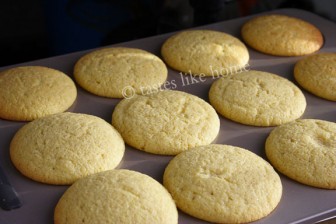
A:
[[161, 30, 249, 76], [266, 119, 336, 189], [10, 112, 125, 185], [209, 70, 306, 126], [112, 90, 220, 155], [74, 47, 167, 98], [241, 14, 323, 56], [294, 53, 336, 101], [54, 169, 178, 224], [0, 66, 77, 121], [163, 144, 282, 223]]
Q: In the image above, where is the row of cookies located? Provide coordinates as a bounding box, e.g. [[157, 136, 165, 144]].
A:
[[0, 51, 334, 125], [0, 14, 332, 122], [53, 116, 336, 223], [54, 144, 283, 224]]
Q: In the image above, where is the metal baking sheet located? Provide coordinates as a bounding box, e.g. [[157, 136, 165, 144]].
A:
[[1, 8, 336, 224]]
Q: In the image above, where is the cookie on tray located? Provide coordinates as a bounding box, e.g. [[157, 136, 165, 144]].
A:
[[241, 14, 323, 56], [294, 53, 336, 101], [265, 119, 336, 189], [161, 30, 249, 76], [163, 144, 282, 223], [112, 90, 220, 155], [0, 66, 77, 121], [54, 169, 178, 224], [209, 70, 306, 126], [10, 112, 125, 185], [74, 47, 168, 98]]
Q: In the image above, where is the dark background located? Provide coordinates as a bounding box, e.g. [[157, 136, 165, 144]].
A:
[[0, 0, 335, 67]]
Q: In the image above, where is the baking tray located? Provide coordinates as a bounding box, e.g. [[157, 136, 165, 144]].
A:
[[1, 8, 335, 224]]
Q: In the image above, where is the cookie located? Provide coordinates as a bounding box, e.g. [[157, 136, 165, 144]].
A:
[[74, 47, 168, 98], [163, 144, 282, 223], [112, 90, 220, 155], [54, 169, 178, 224], [265, 119, 336, 189], [209, 70, 306, 126], [241, 14, 323, 56], [161, 30, 249, 76], [0, 66, 77, 121], [294, 53, 336, 101], [10, 112, 125, 185]]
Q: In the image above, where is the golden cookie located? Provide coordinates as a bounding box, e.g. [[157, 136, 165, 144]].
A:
[[265, 119, 336, 189], [161, 30, 249, 76], [241, 14, 323, 56], [112, 90, 220, 155], [74, 47, 168, 98], [10, 112, 125, 185], [209, 70, 306, 126], [0, 66, 77, 121], [294, 53, 336, 101], [54, 169, 178, 224], [163, 144, 282, 223]]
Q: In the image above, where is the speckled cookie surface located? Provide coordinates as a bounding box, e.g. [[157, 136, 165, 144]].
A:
[[163, 144, 282, 223], [54, 169, 178, 224], [241, 14, 323, 56], [112, 90, 220, 155], [294, 53, 336, 101], [161, 30, 249, 76], [10, 112, 125, 185], [209, 70, 306, 126], [74, 47, 168, 98], [0, 66, 77, 121], [265, 119, 336, 189]]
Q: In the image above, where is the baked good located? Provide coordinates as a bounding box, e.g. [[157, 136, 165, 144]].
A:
[[0, 66, 77, 121], [54, 169, 178, 224], [74, 47, 168, 98], [241, 14, 323, 56], [265, 119, 336, 189], [10, 112, 125, 185], [112, 90, 220, 155], [294, 52, 336, 101], [163, 144, 282, 223], [209, 70, 306, 126], [161, 29, 249, 76]]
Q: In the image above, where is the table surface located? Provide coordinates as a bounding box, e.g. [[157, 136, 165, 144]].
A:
[[1, 8, 336, 224]]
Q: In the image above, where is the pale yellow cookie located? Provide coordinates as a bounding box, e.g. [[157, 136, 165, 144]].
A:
[[241, 14, 323, 56], [74, 47, 168, 98], [54, 169, 178, 224], [112, 90, 220, 155], [265, 119, 336, 189], [0, 66, 77, 121], [294, 53, 336, 101], [10, 112, 125, 185], [161, 30, 249, 76], [163, 144, 282, 223], [209, 70, 306, 126]]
